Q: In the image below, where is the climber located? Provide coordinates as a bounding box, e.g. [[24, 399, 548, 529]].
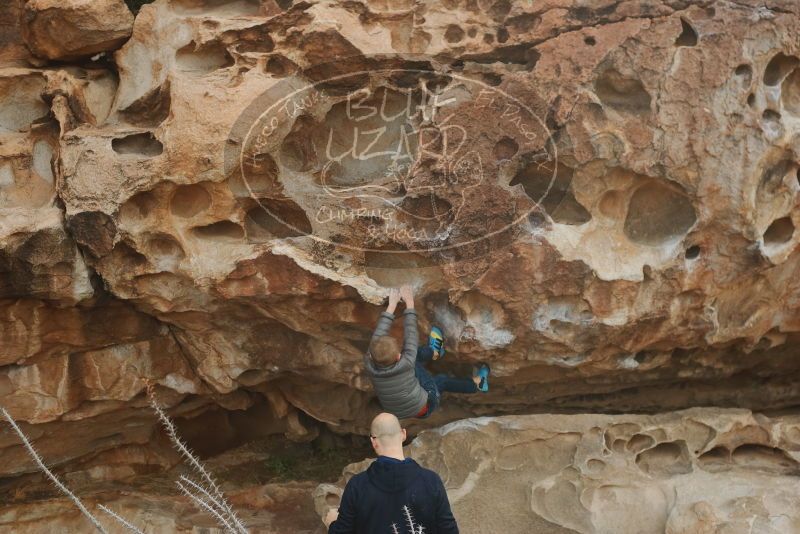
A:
[[364, 284, 490, 420], [323, 412, 459, 534]]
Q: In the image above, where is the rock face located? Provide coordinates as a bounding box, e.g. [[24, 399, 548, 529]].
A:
[[319, 409, 800, 534], [20, 0, 134, 60], [1, 0, 800, 531]]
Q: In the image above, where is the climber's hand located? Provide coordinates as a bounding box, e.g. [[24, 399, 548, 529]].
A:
[[399, 284, 414, 309], [387, 288, 401, 313], [323, 507, 339, 528]]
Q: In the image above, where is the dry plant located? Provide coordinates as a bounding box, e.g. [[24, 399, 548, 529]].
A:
[[0, 383, 248, 533], [145, 382, 248, 533], [0, 406, 141, 534]]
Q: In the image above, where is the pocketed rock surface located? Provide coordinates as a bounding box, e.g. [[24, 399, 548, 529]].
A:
[[1, 0, 800, 531], [318, 409, 800, 534]]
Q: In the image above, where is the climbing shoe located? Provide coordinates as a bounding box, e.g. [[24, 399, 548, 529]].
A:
[[476, 363, 490, 392], [429, 326, 445, 360]]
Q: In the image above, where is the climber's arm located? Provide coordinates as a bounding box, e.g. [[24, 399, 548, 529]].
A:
[[399, 285, 418, 365]]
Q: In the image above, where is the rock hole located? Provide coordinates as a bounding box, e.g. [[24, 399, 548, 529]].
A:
[[761, 109, 784, 138], [233, 27, 274, 54], [280, 115, 318, 172], [482, 72, 502, 86], [172, 0, 261, 16], [119, 81, 171, 127], [496, 27, 509, 43], [265, 55, 297, 78], [81, 69, 118, 126], [757, 159, 791, 202], [111, 241, 148, 268], [507, 14, 539, 32], [311, 88, 420, 186], [762, 109, 781, 121], [364, 249, 443, 287], [571, 6, 591, 21], [584, 36, 596, 46], [0, 74, 49, 132], [176, 41, 234, 74], [747, 93, 755, 107], [674, 18, 698, 47], [510, 160, 591, 226], [489, 0, 511, 21], [685, 245, 701, 260], [626, 434, 655, 453], [610, 438, 627, 454], [586, 459, 605, 472], [232, 151, 282, 198], [170, 184, 211, 218], [698, 446, 730, 471], [120, 190, 159, 220], [597, 190, 624, 219], [192, 220, 244, 242], [483, 33, 495, 44], [32, 140, 54, 185], [734, 64, 752, 85], [623, 181, 697, 246], [493, 136, 519, 161], [763, 216, 794, 247], [781, 68, 800, 115], [112, 133, 163, 157], [635, 441, 693, 477], [299, 31, 370, 91], [463, 44, 539, 69], [245, 199, 312, 241], [594, 68, 651, 114], [467, 27, 477, 38], [764, 53, 800, 86], [623, 180, 696, 246], [444, 24, 465, 43], [147, 234, 185, 271], [731, 444, 800, 474]]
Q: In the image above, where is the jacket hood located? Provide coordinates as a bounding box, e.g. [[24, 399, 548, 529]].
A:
[[366, 459, 423, 493]]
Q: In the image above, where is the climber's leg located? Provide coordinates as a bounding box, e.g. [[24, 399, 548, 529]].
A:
[[416, 344, 435, 364], [434, 374, 478, 394], [414, 360, 440, 418], [434, 364, 491, 394]]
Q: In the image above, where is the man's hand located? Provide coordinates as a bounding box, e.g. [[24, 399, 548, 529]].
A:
[[387, 288, 400, 314], [399, 284, 414, 309], [323, 507, 339, 528]]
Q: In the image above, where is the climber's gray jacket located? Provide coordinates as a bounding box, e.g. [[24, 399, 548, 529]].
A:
[[363, 309, 429, 419]]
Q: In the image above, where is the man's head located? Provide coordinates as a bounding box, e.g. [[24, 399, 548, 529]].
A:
[[369, 412, 406, 457], [369, 335, 400, 367]]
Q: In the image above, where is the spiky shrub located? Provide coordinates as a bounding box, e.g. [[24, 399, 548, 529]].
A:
[[0, 407, 143, 534], [145, 382, 248, 533]]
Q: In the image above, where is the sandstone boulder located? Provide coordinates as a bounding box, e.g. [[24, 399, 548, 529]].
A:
[[0, 0, 799, 531], [319, 409, 800, 534], [20, 0, 134, 61]]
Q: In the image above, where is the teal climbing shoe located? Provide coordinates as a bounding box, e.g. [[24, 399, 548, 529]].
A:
[[429, 326, 445, 360], [476, 363, 490, 392]]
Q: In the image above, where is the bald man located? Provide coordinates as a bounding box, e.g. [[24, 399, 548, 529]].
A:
[[324, 413, 459, 534]]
